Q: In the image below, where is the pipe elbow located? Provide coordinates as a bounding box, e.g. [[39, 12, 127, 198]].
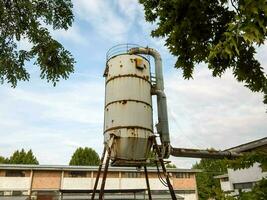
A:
[[128, 47, 161, 61], [128, 47, 141, 55], [152, 89, 166, 98]]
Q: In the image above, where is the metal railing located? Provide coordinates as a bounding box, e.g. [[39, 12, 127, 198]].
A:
[[106, 44, 150, 62]]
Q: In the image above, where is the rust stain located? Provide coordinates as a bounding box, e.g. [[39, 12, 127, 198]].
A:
[[105, 99, 152, 108], [104, 126, 153, 133], [106, 74, 151, 85]]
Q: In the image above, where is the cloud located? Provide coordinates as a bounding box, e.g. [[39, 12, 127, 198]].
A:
[[52, 25, 86, 45], [115, 0, 142, 19], [165, 66, 267, 167], [1, 1, 266, 169], [74, 0, 130, 42], [0, 76, 105, 164], [8, 81, 104, 124]]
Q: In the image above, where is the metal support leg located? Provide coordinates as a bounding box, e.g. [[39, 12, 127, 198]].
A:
[[153, 137, 177, 200], [91, 146, 106, 200], [144, 166, 152, 200], [99, 148, 111, 200]]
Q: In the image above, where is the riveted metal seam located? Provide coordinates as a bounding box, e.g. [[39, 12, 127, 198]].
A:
[[104, 126, 153, 133], [105, 99, 152, 109], [106, 74, 151, 85]]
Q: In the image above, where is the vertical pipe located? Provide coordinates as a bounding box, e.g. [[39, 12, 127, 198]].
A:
[[29, 170, 34, 198], [60, 170, 64, 200], [128, 47, 170, 157], [119, 171, 122, 190], [60, 171, 64, 189], [91, 171, 94, 189]]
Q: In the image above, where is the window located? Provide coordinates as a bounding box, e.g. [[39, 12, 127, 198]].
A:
[[185, 173, 191, 178], [233, 182, 254, 190], [69, 171, 87, 177], [175, 172, 190, 178], [221, 177, 229, 182], [5, 170, 25, 177], [175, 173, 183, 178], [125, 172, 141, 178], [33, 191, 59, 200], [12, 191, 22, 196]]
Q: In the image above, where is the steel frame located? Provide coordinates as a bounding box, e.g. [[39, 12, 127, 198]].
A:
[[91, 136, 177, 200]]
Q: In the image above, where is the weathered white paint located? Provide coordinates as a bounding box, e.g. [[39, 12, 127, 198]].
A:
[[148, 179, 173, 190], [228, 163, 264, 184], [62, 178, 91, 190], [0, 177, 30, 190], [104, 178, 121, 190], [178, 193, 198, 200], [220, 181, 232, 192], [62, 177, 174, 191], [106, 78, 152, 106], [104, 54, 153, 165], [104, 102, 152, 130], [120, 178, 147, 189], [62, 178, 120, 190], [217, 163, 267, 196], [120, 178, 173, 190]]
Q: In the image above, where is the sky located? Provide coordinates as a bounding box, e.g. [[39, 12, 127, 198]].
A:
[[0, 0, 266, 168]]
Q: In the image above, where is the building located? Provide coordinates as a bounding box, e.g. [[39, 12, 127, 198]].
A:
[[0, 164, 200, 200], [215, 137, 267, 196]]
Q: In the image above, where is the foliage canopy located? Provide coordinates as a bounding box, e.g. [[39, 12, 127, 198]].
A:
[[69, 147, 100, 166], [140, 0, 267, 104], [8, 149, 39, 164], [193, 158, 227, 200], [0, 156, 8, 164], [0, 0, 75, 87], [193, 151, 267, 200]]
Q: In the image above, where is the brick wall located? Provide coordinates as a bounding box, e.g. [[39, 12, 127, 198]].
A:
[[32, 171, 61, 190]]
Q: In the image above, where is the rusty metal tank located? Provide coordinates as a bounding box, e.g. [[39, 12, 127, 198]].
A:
[[103, 45, 153, 166]]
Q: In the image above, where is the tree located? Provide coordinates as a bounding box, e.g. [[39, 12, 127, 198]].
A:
[[69, 147, 100, 166], [140, 0, 267, 104], [193, 151, 267, 200], [166, 163, 177, 168], [225, 151, 267, 199], [214, 178, 267, 200], [193, 158, 227, 200], [239, 178, 267, 200], [0, 156, 8, 164], [0, 0, 75, 87], [8, 149, 39, 164]]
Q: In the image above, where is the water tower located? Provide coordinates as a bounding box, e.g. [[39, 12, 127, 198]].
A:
[[91, 44, 175, 200], [91, 44, 239, 200]]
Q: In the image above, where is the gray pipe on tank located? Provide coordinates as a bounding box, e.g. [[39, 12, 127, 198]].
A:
[[128, 47, 170, 157]]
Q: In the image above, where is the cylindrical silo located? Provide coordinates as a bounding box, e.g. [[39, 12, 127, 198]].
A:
[[104, 48, 153, 166]]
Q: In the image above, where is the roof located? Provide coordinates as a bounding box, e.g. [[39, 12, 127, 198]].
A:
[[0, 164, 201, 173], [214, 174, 228, 179], [226, 137, 267, 154]]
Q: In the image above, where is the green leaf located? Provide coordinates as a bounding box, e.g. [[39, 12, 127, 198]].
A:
[[139, 0, 267, 106], [0, 0, 75, 87]]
